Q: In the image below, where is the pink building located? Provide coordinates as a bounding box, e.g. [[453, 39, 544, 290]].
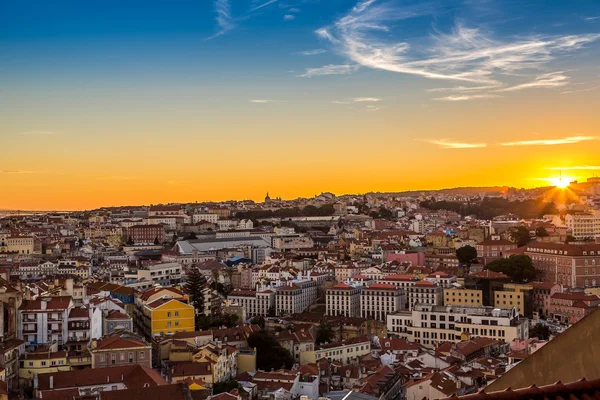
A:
[[530, 282, 562, 317], [386, 251, 424, 266], [549, 292, 600, 324]]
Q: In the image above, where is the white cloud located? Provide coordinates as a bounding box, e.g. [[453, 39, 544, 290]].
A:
[[250, 0, 278, 12], [501, 136, 597, 146], [283, 14, 295, 21], [297, 49, 326, 56], [297, 64, 359, 77], [584, 16, 600, 21], [422, 139, 488, 149], [287, 8, 300, 13], [331, 97, 381, 104], [249, 99, 287, 103], [433, 94, 502, 101], [496, 72, 569, 92], [311, 0, 600, 93], [208, 0, 235, 40]]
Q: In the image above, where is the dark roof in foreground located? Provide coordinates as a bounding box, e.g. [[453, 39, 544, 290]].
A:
[[442, 377, 600, 400]]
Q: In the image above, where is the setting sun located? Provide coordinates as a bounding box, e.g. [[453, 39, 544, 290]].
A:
[[548, 176, 573, 188]]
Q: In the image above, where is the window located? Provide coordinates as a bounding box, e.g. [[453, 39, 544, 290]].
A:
[[41, 361, 46, 366], [167, 312, 172, 317], [129, 352, 134, 362], [175, 311, 179, 316], [111, 354, 116, 364], [140, 352, 145, 359]]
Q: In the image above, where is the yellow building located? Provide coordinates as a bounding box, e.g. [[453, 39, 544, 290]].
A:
[[143, 298, 195, 338], [444, 288, 483, 306], [238, 347, 257, 374], [0, 235, 35, 255], [19, 351, 71, 382], [494, 284, 533, 317]]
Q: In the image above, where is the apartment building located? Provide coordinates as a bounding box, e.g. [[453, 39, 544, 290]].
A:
[[314, 337, 371, 365], [326, 283, 362, 318], [407, 281, 443, 310], [141, 298, 194, 338], [272, 236, 314, 250], [476, 237, 518, 264], [192, 213, 219, 224], [125, 224, 165, 245], [275, 280, 318, 315], [361, 284, 405, 321], [377, 274, 420, 290], [494, 283, 533, 318], [530, 282, 562, 317], [548, 292, 600, 324], [565, 211, 600, 240], [18, 296, 74, 346], [524, 242, 600, 288], [410, 304, 528, 348], [0, 235, 36, 255], [89, 333, 152, 369], [227, 289, 275, 317], [444, 288, 483, 307]]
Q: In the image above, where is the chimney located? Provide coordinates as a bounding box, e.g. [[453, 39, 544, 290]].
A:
[[49, 375, 54, 389]]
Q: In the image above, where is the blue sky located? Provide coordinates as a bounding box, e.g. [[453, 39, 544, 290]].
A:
[[1, 0, 600, 209]]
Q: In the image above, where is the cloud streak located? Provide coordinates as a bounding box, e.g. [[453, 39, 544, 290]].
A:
[[310, 0, 600, 97], [249, 99, 287, 103], [331, 97, 381, 104], [501, 136, 597, 146], [433, 94, 502, 101], [18, 130, 57, 136], [250, 0, 278, 12], [297, 64, 359, 77], [422, 139, 488, 149], [284, 14, 295, 21], [208, 0, 235, 40], [1, 170, 40, 174], [297, 49, 327, 56]]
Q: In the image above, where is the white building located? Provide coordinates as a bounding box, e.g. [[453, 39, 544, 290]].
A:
[[565, 211, 600, 240], [193, 213, 219, 224], [227, 288, 276, 317], [407, 281, 443, 310], [18, 296, 74, 346], [410, 304, 529, 348], [361, 284, 405, 322], [275, 280, 318, 315], [314, 337, 371, 365], [326, 283, 362, 318]]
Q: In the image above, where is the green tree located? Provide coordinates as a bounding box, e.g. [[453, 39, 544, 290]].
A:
[[485, 254, 536, 282], [126, 236, 134, 246], [213, 380, 240, 395], [510, 226, 531, 247], [315, 322, 335, 345], [535, 227, 549, 237], [249, 316, 266, 329], [153, 236, 160, 245], [186, 267, 207, 327], [456, 245, 478, 271], [247, 330, 294, 371], [529, 323, 550, 340]]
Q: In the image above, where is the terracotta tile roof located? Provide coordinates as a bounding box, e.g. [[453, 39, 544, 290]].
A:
[[94, 335, 149, 350], [36, 364, 166, 391], [366, 283, 397, 290], [469, 270, 509, 280], [99, 383, 190, 400], [169, 361, 212, 377], [20, 296, 72, 311], [442, 377, 600, 400], [140, 286, 185, 301]]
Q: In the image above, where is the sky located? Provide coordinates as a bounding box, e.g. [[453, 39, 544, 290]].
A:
[[1, 0, 600, 210]]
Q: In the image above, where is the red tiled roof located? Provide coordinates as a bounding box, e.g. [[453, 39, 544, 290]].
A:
[[441, 377, 600, 400], [94, 335, 149, 350], [366, 283, 397, 290]]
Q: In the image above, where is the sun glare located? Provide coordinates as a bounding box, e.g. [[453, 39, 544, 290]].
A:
[[548, 176, 572, 188]]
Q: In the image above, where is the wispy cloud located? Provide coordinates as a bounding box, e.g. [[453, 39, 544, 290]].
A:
[[95, 176, 138, 181], [249, 99, 287, 103], [0, 170, 40, 174], [296, 49, 326, 56], [501, 136, 597, 146], [584, 16, 600, 21], [311, 0, 600, 96], [547, 165, 600, 170], [422, 139, 488, 149], [364, 105, 381, 112], [427, 85, 500, 93], [208, 0, 235, 40], [283, 14, 295, 21], [18, 130, 57, 136], [496, 72, 569, 92], [433, 94, 502, 101], [297, 64, 359, 78], [331, 97, 381, 104], [250, 0, 278, 12], [561, 85, 600, 94]]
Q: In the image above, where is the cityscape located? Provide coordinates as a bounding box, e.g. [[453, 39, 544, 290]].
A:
[[2, 0, 600, 400]]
